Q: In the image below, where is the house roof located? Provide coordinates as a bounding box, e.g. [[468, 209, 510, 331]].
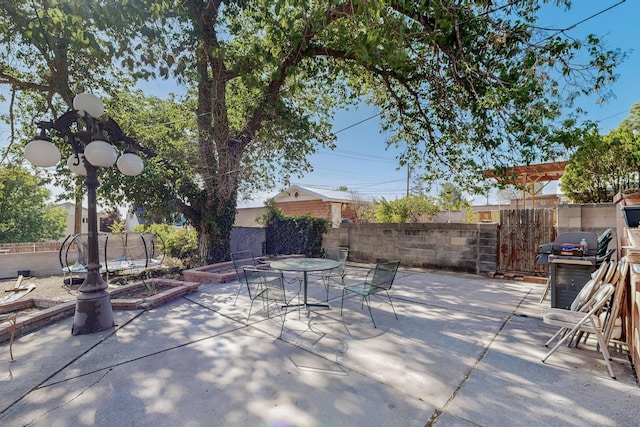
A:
[[274, 185, 355, 203]]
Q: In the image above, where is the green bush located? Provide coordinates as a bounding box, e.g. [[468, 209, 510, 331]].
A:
[[261, 202, 331, 257], [133, 223, 198, 259]]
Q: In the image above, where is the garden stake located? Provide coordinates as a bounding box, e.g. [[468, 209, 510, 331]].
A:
[[9, 314, 16, 362]]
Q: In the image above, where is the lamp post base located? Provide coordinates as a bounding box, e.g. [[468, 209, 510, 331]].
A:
[[71, 290, 115, 335]]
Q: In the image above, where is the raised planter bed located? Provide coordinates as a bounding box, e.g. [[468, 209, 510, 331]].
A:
[[0, 298, 75, 343], [182, 254, 303, 284], [0, 279, 200, 343], [182, 260, 238, 283], [109, 278, 200, 310]]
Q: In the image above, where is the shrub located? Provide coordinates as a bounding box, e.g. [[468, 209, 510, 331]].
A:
[[133, 223, 198, 259]]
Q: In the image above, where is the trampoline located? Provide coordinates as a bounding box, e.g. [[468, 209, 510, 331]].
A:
[[59, 232, 164, 284]]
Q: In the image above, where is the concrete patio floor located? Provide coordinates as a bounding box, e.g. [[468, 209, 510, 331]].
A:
[[1, 264, 639, 426]]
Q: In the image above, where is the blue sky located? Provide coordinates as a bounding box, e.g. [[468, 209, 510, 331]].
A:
[[2, 2, 639, 207]]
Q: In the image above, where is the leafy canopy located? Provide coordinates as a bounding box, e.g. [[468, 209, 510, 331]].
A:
[[375, 195, 440, 223], [0, 164, 67, 242], [561, 124, 640, 203]]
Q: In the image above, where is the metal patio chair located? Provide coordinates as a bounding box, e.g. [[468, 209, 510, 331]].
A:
[[243, 267, 300, 339], [340, 260, 400, 328], [308, 247, 349, 301]]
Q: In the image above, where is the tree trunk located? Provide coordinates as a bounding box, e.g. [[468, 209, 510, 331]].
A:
[[197, 191, 237, 264]]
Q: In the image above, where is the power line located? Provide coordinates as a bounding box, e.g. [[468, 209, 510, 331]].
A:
[[538, 0, 627, 42], [333, 112, 380, 134]]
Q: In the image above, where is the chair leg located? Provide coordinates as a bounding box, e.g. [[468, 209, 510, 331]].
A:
[[340, 288, 346, 316], [383, 290, 398, 320], [363, 295, 377, 328], [247, 300, 255, 321], [233, 281, 243, 306], [545, 327, 567, 347], [278, 306, 288, 339], [591, 320, 616, 379], [542, 330, 575, 363]]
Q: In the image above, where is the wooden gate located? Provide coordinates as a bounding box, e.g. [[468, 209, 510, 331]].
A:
[[498, 209, 556, 275]]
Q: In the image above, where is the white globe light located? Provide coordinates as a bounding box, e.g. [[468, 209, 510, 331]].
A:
[[24, 139, 61, 167], [66, 153, 88, 176], [84, 140, 118, 167], [117, 153, 144, 176], [73, 93, 104, 119]]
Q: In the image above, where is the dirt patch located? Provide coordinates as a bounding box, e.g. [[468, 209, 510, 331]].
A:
[[0, 275, 79, 302], [0, 307, 39, 322], [110, 283, 177, 299]]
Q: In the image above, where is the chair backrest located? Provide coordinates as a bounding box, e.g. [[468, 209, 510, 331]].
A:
[[243, 267, 285, 301], [232, 250, 256, 280], [570, 261, 608, 311], [243, 267, 265, 300], [582, 283, 615, 319], [602, 260, 618, 285], [325, 248, 348, 273], [597, 228, 613, 257], [595, 246, 616, 265], [369, 260, 400, 292], [603, 257, 629, 343]]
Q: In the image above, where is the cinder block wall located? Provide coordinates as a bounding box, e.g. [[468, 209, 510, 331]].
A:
[[556, 202, 618, 253], [323, 223, 498, 274], [557, 202, 617, 234]]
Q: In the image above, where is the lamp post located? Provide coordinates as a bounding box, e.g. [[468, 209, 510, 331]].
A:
[[24, 93, 144, 335]]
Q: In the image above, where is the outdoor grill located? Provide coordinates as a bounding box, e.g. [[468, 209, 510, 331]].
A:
[[538, 231, 610, 309]]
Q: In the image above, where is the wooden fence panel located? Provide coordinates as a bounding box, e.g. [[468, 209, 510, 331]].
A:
[[499, 209, 556, 275]]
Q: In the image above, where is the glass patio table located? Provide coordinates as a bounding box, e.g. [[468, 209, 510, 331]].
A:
[[270, 257, 340, 309]]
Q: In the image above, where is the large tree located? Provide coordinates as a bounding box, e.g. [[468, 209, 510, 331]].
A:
[[561, 125, 640, 203], [1, 1, 623, 263], [0, 164, 67, 242], [620, 102, 640, 133]]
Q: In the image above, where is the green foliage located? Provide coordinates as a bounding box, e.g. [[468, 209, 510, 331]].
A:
[[259, 198, 286, 225], [108, 221, 127, 234], [374, 195, 440, 223], [619, 102, 640, 133], [438, 183, 470, 212], [262, 204, 330, 257], [561, 125, 640, 203], [133, 223, 198, 259], [463, 206, 476, 224], [0, 165, 67, 242], [100, 209, 123, 233]]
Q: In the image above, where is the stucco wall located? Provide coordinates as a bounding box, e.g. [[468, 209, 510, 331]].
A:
[[234, 206, 267, 227], [323, 222, 498, 274], [0, 251, 61, 279]]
